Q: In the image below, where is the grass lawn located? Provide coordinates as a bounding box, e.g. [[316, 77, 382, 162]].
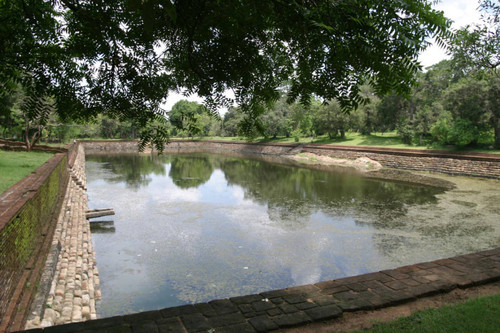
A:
[[173, 132, 500, 154], [0, 150, 54, 194], [359, 293, 500, 333]]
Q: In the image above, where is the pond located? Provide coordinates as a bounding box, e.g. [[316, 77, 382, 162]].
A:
[[85, 152, 500, 317]]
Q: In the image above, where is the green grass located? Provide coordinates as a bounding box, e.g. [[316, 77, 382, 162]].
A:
[[359, 293, 500, 333], [173, 132, 500, 153], [0, 150, 54, 194]]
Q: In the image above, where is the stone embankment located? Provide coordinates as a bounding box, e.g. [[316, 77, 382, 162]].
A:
[[81, 140, 500, 179], [16, 139, 498, 332], [21, 248, 500, 333], [25, 144, 100, 329]]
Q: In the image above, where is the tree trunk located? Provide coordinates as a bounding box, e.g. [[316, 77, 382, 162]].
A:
[[24, 121, 31, 152], [340, 129, 345, 139], [495, 125, 500, 149]]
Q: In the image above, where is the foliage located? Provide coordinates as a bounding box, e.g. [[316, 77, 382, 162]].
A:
[[0, 0, 452, 147], [260, 98, 291, 139], [449, 0, 500, 147], [450, 0, 500, 76], [397, 122, 415, 145], [430, 116, 451, 144], [168, 100, 214, 137], [447, 118, 481, 147], [313, 100, 350, 139]]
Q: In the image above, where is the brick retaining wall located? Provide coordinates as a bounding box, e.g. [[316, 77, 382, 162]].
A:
[[301, 145, 500, 179], [23, 144, 100, 330], [0, 151, 70, 332]]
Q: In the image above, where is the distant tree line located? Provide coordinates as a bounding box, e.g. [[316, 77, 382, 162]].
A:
[[166, 58, 499, 149], [1, 58, 498, 149]]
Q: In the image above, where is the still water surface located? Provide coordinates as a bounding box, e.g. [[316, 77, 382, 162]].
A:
[[85, 152, 500, 317]]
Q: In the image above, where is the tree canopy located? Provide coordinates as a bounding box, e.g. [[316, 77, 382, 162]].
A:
[[0, 0, 451, 148]]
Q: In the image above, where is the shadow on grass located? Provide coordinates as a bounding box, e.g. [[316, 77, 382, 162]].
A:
[[358, 135, 407, 147], [310, 137, 355, 144]]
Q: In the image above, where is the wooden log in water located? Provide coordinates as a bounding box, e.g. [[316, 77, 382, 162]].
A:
[[86, 209, 115, 219], [88, 220, 114, 226], [86, 208, 114, 213]]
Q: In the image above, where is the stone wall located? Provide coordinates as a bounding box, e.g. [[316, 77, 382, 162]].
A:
[[302, 145, 500, 179], [24, 143, 101, 330], [80, 140, 151, 153], [82, 140, 500, 179], [0, 150, 69, 332]]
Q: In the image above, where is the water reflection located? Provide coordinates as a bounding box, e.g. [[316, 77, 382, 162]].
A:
[[85, 152, 499, 318], [89, 221, 116, 234], [169, 155, 213, 189], [87, 154, 166, 190]]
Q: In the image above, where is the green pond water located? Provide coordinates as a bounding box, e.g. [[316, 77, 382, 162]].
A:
[[85, 152, 500, 317]]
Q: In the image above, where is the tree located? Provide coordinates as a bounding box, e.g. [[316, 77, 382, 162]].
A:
[[442, 77, 494, 146], [313, 100, 351, 139], [260, 98, 291, 139], [1, 1, 451, 148], [221, 107, 244, 137], [168, 100, 212, 137], [450, 0, 500, 147], [288, 103, 313, 139], [355, 85, 381, 135]]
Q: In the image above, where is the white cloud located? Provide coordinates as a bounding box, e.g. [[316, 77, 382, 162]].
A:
[[419, 0, 482, 68], [162, 90, 204, 111], [161, 89, 234, 116]]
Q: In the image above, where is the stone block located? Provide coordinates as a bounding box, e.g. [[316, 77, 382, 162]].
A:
[[305, 304, 342, 321], [209, 299, 239, 315], [208, 312, 246, 328], [180, 313, 211, 332], [272, 312, 311, 328], [156, 317, 186, 333], [249, 315, 279, 332], [252, 300, 276, 312]]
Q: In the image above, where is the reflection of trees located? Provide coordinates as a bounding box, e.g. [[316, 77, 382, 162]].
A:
[[168, 155, 214, 189], [87, 154, 166, 190], [219, 158, 444, 230], [89, 152, 445, 232]]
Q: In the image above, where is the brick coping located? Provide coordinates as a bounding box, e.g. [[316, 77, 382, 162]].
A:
[[20, 247, 500, 333]]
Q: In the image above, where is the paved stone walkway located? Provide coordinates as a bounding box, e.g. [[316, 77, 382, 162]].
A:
[[21, 247, 500, 333], [25, 145, 101, 329]]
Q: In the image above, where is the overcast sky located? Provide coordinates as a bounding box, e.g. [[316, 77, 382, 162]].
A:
[[163, 0, 483, 112]]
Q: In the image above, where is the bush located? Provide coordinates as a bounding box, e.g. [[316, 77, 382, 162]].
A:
[[430, 118, 450, 144], [291, 128, 303, 142], [397, 123, 414, 144], [448, 118, 480, 147]]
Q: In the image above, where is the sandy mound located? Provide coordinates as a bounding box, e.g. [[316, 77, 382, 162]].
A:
[[288, 152, 383, 172]]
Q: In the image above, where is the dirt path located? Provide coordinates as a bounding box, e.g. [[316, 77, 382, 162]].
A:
[[279, 281, 500, 332]]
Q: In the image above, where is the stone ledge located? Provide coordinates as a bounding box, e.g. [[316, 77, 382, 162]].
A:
[[19, 247, 500, 333]]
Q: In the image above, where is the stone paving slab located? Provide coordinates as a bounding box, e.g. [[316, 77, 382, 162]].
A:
[[19, 247, 500, 333]]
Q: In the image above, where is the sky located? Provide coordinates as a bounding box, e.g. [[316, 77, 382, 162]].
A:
[[163, 0, 483, 113], [418, 0, 482, 68]]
